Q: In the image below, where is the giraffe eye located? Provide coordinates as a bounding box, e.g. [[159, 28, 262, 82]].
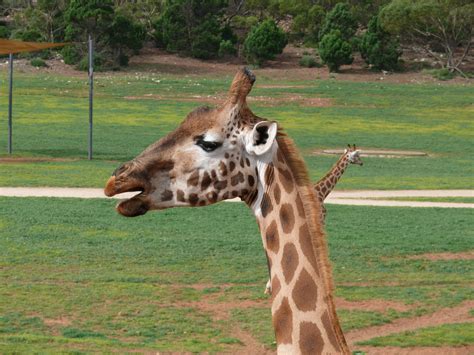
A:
[[195, 136, 222, 152]]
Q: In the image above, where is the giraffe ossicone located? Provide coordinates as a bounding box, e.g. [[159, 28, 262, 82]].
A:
[[104, 68, 350, 354]]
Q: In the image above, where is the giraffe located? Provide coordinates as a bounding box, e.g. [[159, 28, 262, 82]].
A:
[[314, 144, 363, 221], [264, 145, 363, 294], [104, 68, 350, 354]]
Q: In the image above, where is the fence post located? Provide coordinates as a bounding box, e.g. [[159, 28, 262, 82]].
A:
[[8, 53, 13, 154], [88, 35, 93, 160]]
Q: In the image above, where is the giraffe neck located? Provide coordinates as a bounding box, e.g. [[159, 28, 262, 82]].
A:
[[315, 154, 350, 201], [249, 142, 349, 354]]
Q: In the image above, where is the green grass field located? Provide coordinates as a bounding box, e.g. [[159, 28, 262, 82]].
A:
[[0, 71, 472, 189], [0, 198, 472, 352]]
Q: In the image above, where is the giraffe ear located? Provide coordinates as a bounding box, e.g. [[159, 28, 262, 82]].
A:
[[245, 121, 278, 156]]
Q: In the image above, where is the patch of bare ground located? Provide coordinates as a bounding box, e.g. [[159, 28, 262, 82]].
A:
[[42, 316, 72, 327], [356, 345, 474, 355], [229, 325, 274, 355], [336, 298, 413, 313], [407, 251, 474, 261], [346, 300, 474, 346], [8, 45, 471, 85], [313, 149, 428, 158]]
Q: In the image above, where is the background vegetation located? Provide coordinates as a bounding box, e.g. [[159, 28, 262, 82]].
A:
[[0, 0, 471, 74]]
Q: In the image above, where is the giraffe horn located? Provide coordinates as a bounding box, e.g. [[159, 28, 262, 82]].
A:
[[228, 67, 256, 105]]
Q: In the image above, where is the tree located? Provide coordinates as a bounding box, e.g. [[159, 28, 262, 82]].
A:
[[359, 15, 401, 71], [157, 0, 227, 59], [318, 29, 353, 72], [243, 19, 287, 66], [380, 0, 474, 76], [64, 0, 145, 69], [292, 4, 325, 44], [319, 2, 357, 41]]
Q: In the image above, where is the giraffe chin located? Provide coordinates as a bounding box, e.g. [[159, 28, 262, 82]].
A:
[[116, 197, 150, 217]]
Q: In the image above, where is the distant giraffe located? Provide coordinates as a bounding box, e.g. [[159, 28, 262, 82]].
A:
[[265, 145, 363, 294], [314, 144, 363, 221]]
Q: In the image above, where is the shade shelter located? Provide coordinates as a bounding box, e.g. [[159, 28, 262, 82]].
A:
[[1, 39, 67, 154]]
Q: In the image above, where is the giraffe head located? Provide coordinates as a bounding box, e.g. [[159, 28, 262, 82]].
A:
[[345, 144, 363, 166], [104, 68, 277, 217]]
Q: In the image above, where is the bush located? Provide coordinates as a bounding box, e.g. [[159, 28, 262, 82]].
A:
[[0, 25, 10, 38], [219, 40, 236, 57], [243, 20, 287, 66], [319, 30, 353, 72], [30, 58, 47, 68], [158, 0, 227, 59], [299, 55, 318, 68], [319, 3, 357, 41], [77, 53, 104, 72], [424, 68, 456, 81], [359, 16, 401, 71], [61, 46, 81, 65]]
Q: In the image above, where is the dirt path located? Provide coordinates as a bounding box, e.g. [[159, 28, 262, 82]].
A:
[[1, 187, 472, 208], [346, 300, 474, 346]]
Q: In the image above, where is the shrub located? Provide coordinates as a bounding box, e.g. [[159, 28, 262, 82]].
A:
[[319, 30, 353, 72], [0, 25, 10, 38], [219, 40, 236, 57], [77, 53, 104, 72], [61, 46, 81, 65], [243, 20, 287, 66], [30, 58, 47, 68], [319, 3, 357, 41], [158, 0, 227, 59], [424, 68, 456, 81], [359, 16, 401, 71], [299, 55, 318, 68]]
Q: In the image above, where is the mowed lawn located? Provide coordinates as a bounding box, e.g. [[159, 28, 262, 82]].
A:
[[0, 197, 472, 352], [0, 71, 472, 189]]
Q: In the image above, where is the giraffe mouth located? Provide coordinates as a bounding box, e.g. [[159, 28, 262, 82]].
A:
[[104, 176, 150, 217]]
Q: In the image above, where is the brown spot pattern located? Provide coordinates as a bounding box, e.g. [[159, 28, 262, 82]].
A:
[[271, 275, 281, 299], [279, 204, 295, 234], [206, 191, 218, 203], [177, 189, 185, 202], [187, 171, 200, 187], [292, 268, 318, 312], [188, 193, 199, 205], [273, 183, 281, 204], [260, 192, 273, 218], [299, 321, 324, 355], [161, 190, 173, 201], [265, 164, 274, 187], [201, 171, 211, 190], [265, 221, 279, 253], [299, 224, 319, 276], [282, 243, 298, 284], [273, 297, 293, 345], [322, 310, 340, 351], [231, 171, 244, 186], [278, 167, 294, 193], [248, 175, 255, 187], [214, 180, 227, 190], [229, 161, 236, 172], [295, 194, 305, 218], [219, 161, 227, 176]]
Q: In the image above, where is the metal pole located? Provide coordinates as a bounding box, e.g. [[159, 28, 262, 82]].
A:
[[88, 35, 93, 160], [8, 53, 13, 155]]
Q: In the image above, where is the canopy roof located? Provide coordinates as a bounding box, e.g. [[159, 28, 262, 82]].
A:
[[0, 39, 67, 55]]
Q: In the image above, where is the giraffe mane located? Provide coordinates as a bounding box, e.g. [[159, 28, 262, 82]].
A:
[[275, 129, 348, 350]]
